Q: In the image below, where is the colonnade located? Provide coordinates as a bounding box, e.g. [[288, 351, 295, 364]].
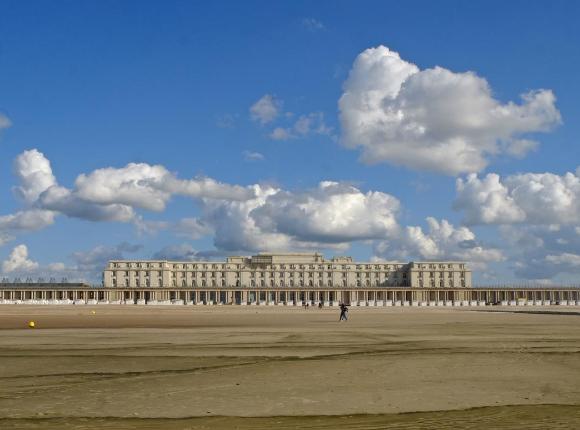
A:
[[1, 287, 580, 306]]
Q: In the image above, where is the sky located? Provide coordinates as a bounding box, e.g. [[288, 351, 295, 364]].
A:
[[1, 0, 580, 284]]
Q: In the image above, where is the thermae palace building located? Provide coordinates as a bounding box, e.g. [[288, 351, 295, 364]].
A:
[[102, 252, 473, 306], [2, 251, 580, 306]]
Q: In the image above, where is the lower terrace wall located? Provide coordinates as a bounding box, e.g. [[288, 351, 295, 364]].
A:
[[1, 287, 580, 306]]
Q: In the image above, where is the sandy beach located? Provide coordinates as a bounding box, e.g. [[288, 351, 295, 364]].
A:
[[0, 305, 579, 429]]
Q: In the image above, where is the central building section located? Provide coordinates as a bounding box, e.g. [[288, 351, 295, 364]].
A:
[[103, 252, 471, 290], [224, 252, 408, 289]]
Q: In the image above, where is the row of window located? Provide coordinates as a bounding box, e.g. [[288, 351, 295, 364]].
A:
[[112, 271, 406, 280], [417, 264, 465, 269], [418, 272, 466, 278], [109, 263, 408, 271], [111, 279, 409, 288], [419, 280, 467, 287]]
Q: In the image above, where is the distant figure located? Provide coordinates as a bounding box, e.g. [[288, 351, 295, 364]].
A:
[[339, 303, 349, 321], [318, 302, 323, 309]]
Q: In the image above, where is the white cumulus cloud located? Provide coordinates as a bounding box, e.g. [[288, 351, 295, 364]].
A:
[[2, 149, 256, 239], [251, 181, 400, 243], [339, 45, 561, 175], [455, 170, 580, 225], [374, 217, 504, 269], [200, 182, 400, 252], [1, 244, 39, 273], [12, 149, 57, 203]]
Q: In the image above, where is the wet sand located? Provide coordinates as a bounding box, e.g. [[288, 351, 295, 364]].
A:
[[0, 306, 579, 429]]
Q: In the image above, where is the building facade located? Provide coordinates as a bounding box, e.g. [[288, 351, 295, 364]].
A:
[[2, 252, 579, 307], [1, 251, 580, 306], [98, 252, 472, 305], [103, 252, 472, 290]]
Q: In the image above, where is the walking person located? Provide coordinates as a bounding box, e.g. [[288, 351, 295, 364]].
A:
[[339, 303, 349, 321]]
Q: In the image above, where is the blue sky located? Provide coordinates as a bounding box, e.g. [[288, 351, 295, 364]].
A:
[[1, 1, 580, 283]]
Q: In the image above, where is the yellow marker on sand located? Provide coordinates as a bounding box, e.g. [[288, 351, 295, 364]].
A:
[[28, 321, 35, 328], [91, 310, 96, 315]]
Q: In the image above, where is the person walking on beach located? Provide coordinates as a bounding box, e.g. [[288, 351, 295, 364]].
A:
[[339, 303, 349, 321]]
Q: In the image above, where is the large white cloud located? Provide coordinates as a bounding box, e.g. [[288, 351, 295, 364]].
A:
[[13, 149, 57, 203], [0, 149, 261, 248], [74, 163, 171, 211], [339, 46, 561, 175], [72, 162, 253, 213], [200, 182, 400, 252], [251, 181, 400, 243], [455, 170, 580, 225], [1, 244, 39, 273], [374, 217, 504, 269], [2, 149, 256, 238], [38, 186, 137, 222], [202, 184, 300, 252]]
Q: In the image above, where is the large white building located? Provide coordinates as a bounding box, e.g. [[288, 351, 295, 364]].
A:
[[100, 252, 472, 305], [103, 252, 471, 289], [3, 253, 580, 306]]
